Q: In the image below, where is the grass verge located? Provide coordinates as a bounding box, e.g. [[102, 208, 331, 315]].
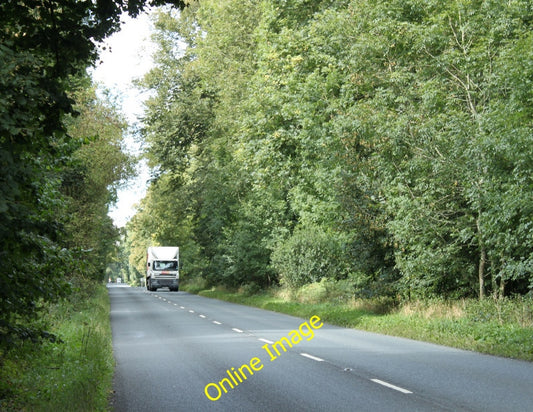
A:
[[182, 283, 533, 362], [0, 282, 114, 411]]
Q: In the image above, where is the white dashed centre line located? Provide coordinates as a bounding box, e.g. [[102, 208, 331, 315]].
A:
[[258, 338, 274, 345], [232, 328, 244, 333], [189, 310, 195, 313], [371, 379, 412, 394], [300, 353, 324, 362], [180, 306, 185, 309], [213, 321, 222, 325], [199, 315, 206, 318]]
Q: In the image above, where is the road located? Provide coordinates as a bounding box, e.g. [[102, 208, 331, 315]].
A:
[[109, 285, 533, 411]]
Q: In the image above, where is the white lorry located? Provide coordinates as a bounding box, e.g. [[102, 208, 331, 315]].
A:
[[146, 246, 180, 292]]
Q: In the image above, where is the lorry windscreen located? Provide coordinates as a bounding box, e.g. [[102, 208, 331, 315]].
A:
[[153, 261, 178, 270]]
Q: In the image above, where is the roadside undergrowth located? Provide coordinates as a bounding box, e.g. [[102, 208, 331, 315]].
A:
[[182, 279, 533, 362], [0, 281, 114, 411]]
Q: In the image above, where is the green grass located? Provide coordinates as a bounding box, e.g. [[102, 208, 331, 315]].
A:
[[184, 284, 533, 362], [0, 282, 114, 411]]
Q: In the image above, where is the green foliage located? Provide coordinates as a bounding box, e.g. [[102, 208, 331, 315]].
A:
[[126, 173, 203, 281], [219, 213, 276, 288], [332, 0, 533, 298], [271, 225, 349, 288], [62, 79, 134, 281], [128, 0, 533, 301], [0, 29, 74, 345], [0, 283, 114, 411], [192, 287, 533, 361], [0, 0, 186, 347], [132, 0, 267, 287]]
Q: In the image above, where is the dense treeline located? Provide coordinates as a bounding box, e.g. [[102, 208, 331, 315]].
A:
[[0, 0, 186, 349], [128, 0, 533, 300]]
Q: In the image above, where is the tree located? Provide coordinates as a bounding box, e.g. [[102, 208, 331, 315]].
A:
[[134, 0, 266, 286], [128, 0, 533, 300], [62, 78, 134, 280], [0, 0, 187, 347], [336, 0, 533, 298]]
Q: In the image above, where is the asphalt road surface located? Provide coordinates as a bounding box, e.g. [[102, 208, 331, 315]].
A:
[[109, 285, 533, 411]]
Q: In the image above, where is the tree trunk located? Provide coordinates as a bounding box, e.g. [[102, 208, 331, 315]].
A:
[[478, 247, 486, 300], [499, 277, 505, 299], [476, 217, 486, 300]]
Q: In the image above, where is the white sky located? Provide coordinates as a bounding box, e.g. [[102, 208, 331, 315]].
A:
[[91, 11, 156, 227]]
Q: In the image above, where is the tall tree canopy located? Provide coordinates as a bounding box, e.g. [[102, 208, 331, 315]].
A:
[[129, 0, 533, 300], [0, 0, 186, 347]]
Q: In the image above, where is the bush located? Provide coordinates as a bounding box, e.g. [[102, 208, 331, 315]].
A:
[[271, 225, 349, 288], [296, 277, 355, 303], [238, 282, 263, 296], [219, 218, 276, 288], [296, 281, 329, 303], [181, 276, 208, 294], [464, 296, 533, 327]]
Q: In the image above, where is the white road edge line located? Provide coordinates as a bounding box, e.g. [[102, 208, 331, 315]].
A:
[[300, 353, 324, 362], [213, 321, 222, 325], [232, 328, 244, 333], [258, 338, 274, 344], [371, 379, 412, 394]]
